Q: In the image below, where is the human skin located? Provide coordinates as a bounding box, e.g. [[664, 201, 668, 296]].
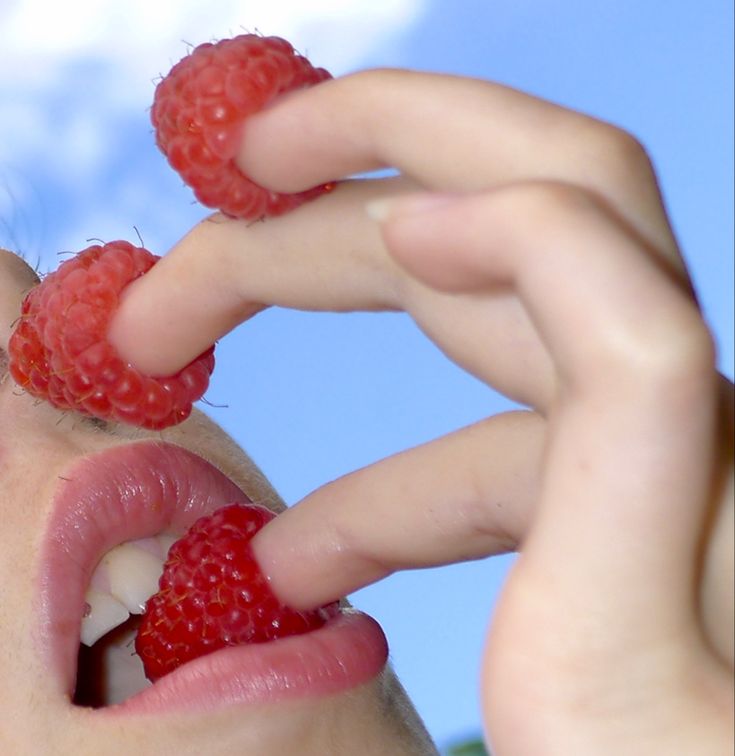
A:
[[107, 70, 735, 754], [0, 249, 437, 754]]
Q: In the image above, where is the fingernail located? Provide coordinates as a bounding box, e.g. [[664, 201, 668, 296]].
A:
[[365, 193, 460, 222], [364, 198, 396, 222]]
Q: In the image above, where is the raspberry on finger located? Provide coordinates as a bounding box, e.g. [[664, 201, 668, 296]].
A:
[[8, 241, 215, 430], [153, 34, 337, 220]]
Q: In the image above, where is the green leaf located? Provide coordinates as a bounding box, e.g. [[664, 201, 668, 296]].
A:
[[446, 736, 489, 756]]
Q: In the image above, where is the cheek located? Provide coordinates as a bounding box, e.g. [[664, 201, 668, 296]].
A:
[[0, 473, 46, 697]]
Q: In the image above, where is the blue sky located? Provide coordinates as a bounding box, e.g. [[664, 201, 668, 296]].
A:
[[1, 0, 732, 749]]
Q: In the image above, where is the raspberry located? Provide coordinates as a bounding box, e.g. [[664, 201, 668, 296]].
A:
[[135, 503, 339, 681], [8, 240, 215, 430], [152, 33, 336, 220]]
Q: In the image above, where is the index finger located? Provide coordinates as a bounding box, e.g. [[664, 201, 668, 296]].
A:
[[239, 70, 681, 259]]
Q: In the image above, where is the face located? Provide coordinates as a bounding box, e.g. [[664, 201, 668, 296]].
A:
[[0, 248, 436, 755]]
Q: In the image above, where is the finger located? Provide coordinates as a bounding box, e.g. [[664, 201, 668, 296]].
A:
[[107, 176, 414, 375], [378, 184, 703, 386], [252, 411, 545, 609], [377, 184, 719, 629], [240, 70, 682, 263], [110, 70, 688, 377]]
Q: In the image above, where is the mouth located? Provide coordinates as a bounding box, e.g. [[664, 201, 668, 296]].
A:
[[35, 441, 388, 715]]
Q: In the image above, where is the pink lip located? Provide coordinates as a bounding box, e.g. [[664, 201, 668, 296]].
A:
[[35, 441, 388, 713]]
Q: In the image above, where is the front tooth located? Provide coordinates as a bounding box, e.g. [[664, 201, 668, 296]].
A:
[[81, 590, 129, 647], [102, 542, 164, 614], [157, 533, 178, 557]]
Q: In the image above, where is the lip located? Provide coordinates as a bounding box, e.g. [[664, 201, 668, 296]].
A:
[[35, 440, 388, 713]]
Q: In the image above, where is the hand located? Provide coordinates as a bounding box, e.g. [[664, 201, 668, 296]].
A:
[[109, 70, 734, 754]]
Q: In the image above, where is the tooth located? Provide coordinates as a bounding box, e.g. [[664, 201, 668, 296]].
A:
[[81, 590, 130, 647], [157, 533, 178, 557], [102, 542, 164, 614], [130, 535, 167, 559]]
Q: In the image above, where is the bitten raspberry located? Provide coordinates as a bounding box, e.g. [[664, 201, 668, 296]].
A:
[[152, 33, 335, 220], [135, 503, 339, 681], [8, 241, 215, 430]]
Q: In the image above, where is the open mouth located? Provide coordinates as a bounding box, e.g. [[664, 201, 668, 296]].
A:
[[35, 441, 388, 714], [75, 532, 171, 707]]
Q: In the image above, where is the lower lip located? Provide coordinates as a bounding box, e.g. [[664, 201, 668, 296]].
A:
[[103, 610, 388, 715], [36, 441, 389, 713]]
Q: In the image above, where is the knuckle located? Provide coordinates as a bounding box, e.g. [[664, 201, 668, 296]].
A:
[[580, 121, 656, 183], [494, 180, 595, 228], [647, 316, 716, 380], [488, 182, 716, 395], [600, 307, 717, 390], [596, 122, 650, 161]]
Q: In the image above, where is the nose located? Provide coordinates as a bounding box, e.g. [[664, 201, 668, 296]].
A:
[[0, 248, 52, 431], [0, 248, 40, 353]]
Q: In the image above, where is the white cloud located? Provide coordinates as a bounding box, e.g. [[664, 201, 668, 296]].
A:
[[0, 0, 422, 101], [0, 0, 424, 190]]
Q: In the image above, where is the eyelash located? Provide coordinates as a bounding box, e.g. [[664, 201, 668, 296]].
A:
[[83, 416, 113, 432], [25, 252, 43, 276]]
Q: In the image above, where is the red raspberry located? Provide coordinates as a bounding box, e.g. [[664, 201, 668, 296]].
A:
[[152, 34, 336, 220], [8, 240, 215, 430], [135, 503, 339, 681]]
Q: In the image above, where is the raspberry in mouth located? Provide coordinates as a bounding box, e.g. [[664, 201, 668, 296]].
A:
[[36, 443, 387, 713], [135, 503, 339, 683], [73, 503, 340, 707]]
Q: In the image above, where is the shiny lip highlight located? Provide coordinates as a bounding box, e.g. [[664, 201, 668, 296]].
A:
[[34, 440, 388, 713]]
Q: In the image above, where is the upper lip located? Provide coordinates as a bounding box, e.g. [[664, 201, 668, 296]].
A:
[[34, 440, 388, 714]]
